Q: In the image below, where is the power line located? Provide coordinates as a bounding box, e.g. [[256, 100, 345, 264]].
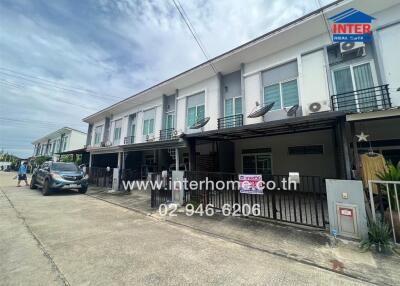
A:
[[171, 0, 218, 75], [0, 69, 125, 101], [315, 0, 333, 44], [0, 67, 98, 95], [0, 81, 97, 111], [0, 116, 84, 128]]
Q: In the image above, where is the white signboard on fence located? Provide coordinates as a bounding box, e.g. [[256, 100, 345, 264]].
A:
[[239, 174, 263, 195]]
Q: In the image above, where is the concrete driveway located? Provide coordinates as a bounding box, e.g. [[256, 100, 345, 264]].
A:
[[0, 172, 374, 285]]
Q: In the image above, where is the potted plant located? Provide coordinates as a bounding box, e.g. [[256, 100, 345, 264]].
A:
[[360, 220, 392, 253]]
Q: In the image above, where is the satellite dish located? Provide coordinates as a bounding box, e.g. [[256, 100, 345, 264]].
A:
[[247, 102, 275, 118], [190, 117, 210, 129], [105, 140, 112, 147], [286, 104, 299, 117]]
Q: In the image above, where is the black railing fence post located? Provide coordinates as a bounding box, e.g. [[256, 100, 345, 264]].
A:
[[331, 84, 391, 112]]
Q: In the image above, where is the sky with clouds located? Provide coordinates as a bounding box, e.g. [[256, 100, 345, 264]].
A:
[[0, 0, 333, 158]]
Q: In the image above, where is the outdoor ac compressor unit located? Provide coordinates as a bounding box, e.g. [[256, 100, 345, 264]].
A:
[[308, 101, 330, 114], [340, 42, 365, 55]]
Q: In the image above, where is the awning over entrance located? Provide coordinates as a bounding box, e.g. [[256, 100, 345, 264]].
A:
[[122, 138, 186, 152], [57, 148, 88, 155], [183, 111, 346, 141]]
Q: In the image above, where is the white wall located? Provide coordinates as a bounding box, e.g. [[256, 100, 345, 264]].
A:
[[243, 74, 263, 125], [300, 49, 331, 115], [176, 96, 187, 133], [68, 130, 86, 151]]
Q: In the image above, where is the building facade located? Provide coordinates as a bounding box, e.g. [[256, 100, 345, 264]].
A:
[[83, 0, 400, 180], [32, 127, 87, 161]]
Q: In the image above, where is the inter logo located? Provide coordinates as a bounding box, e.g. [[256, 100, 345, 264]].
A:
[[329, 8, 375, 42]]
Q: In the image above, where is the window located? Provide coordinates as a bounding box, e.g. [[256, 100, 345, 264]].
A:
[[187, 105, 205, 127], [332, 62, 376, 112], [224, 97, 242, 116], [113, 119, 122, 144], [128, 123, 135, 144], [262, 60, 299, 110], [143, 118, 154, 136], [264, 79, 299, 110], [165, 113, 174, 129], [242, 149, 272, 175], [62, 136, 68, 151], [94, 125, 103, 145], [288, 145, 324, 155], [187, 92, 205, 128]]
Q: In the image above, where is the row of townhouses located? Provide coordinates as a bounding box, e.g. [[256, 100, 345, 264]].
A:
[[81, 0, 399, 183], [32, 127, 86, 161]]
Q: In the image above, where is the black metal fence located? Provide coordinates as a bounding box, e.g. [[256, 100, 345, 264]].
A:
[[184, 171, 328, 228], [217, 114, 244, 129], [331, 84, 391, 113], [88, 167, 113, 188], [150, 172, 173, 208]]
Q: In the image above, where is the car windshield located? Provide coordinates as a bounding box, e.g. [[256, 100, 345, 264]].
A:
[[51, 163, 79, 172]]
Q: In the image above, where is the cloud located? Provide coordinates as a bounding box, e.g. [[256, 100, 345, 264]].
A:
[[0, 0, 332, 157]]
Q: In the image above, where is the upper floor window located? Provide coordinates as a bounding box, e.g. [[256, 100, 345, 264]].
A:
[[62, 136, 68, 151], [187, 92, 205, 128], [143, 109, 155, 137], [224, 97, 242, 116], [94, 125, 103, 145], [262, 60, 299, 110], [264, 79, 299, 110], [165, 113, 174, 130], [143, 119, 154, 136], [113, 119, 122, 144]]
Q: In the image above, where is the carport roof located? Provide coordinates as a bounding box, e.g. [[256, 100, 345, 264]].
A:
[[122, 138, 186, 152], [183, 111, 346, 141]]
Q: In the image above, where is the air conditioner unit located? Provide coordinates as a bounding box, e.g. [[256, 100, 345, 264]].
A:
[[308, 101, 330, 114], [100, 141, 106, 147], [340, 42, 365, 55], [146, 135, 155, 142]]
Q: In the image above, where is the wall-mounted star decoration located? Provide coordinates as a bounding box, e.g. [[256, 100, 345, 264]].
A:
[[356, 132, 369, 142]]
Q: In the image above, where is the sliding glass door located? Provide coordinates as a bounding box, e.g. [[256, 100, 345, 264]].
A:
[[333, 62, 377, 112]]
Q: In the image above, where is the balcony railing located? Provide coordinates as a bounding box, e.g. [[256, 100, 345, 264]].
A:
[[217, 114, 243, 129], [159, 128, 175, 141], [124, 136, 135, 145], [331, 84, 391, 113]]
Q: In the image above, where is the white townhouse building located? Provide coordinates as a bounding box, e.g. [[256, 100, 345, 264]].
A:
[[83, 0, 400, 183], [32, 127, 87, 161]]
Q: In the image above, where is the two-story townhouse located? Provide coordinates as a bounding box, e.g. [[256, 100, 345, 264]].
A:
[[32, 127, 87, 161], [83, 0, 400, 182]]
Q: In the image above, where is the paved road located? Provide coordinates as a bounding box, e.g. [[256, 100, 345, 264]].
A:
[[0, 172, 371, 286]]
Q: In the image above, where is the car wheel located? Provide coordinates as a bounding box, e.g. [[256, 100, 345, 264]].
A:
[[42, 180, 51, 196], [29, 177, 37, 189], [79, 186, 88, 194]]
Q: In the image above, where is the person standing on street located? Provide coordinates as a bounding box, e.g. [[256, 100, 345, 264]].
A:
[[17, 161, 28, 187]]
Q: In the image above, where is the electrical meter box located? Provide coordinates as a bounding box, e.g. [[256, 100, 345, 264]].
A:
[[326, 179, 368, 240]]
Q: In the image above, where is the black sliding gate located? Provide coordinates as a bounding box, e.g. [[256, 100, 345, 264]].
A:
[[184, 171, 328, 229]]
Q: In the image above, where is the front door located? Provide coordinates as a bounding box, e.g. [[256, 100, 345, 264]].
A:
[[333, 62, 377, 112]]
